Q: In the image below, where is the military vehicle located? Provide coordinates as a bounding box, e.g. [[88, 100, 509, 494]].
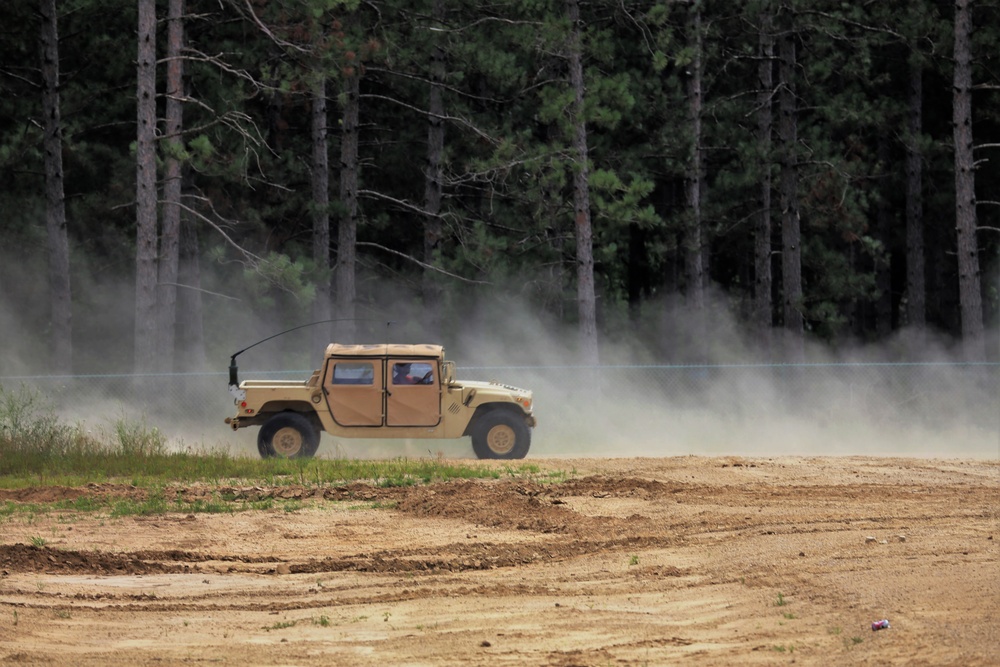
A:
[[226, 343, 535, 459]]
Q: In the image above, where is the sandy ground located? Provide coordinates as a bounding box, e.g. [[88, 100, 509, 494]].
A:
[[1, 455, 997, 666]]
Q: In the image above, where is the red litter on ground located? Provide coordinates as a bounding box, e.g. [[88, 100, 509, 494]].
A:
[[871, 619, 890, 631]]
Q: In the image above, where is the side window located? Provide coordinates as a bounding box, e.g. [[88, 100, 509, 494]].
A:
[[332, 361, 374, 385], [391, 362, 435, 385]]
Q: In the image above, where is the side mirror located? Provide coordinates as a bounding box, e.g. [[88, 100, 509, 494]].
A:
[[463, 388, 477, 407]]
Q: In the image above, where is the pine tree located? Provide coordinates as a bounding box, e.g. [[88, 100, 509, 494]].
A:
[[157, 0, 185, 373], [134, 0, 158, 374], [952, 0, 985, 360], [39, 0, 72, 372]]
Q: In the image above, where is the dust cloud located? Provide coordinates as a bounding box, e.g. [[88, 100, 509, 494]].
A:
[[442, 292, 998, 460], [1, 256, 997, 461]]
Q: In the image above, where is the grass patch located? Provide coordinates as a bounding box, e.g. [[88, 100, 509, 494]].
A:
[[347, 500, 399, 510], [265, 620, 297, 631], [3, 494, 279, 520], [109, 494, 170, 518], [0, 384, 566, 517]]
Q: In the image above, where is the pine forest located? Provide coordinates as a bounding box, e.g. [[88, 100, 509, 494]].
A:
[[1, 0, 998, 376]]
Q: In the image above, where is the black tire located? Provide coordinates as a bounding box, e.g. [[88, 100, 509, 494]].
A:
[[257, 412, 320, 459], [470, 409, 531, 459]]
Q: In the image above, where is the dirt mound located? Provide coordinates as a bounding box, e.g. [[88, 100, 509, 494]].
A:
[[0, 543, 183, 575], [396, 480, 577, 533]]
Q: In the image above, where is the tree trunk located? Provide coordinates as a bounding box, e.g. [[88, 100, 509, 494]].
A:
[[336, 71, 359, 342], [875, 139, 892, 338], [422, 0, 446, 338], [904, 56, 926, 331], [566, 0, 598, 365], [627, 224, 647, 322], [157, 0, 184, 373], [39, 0, 72, 373], [176, 208, 205, 372], [134, 0, 158, 374], [754, 5, 774, 350], [778, 12, 803, 361], [311, 75, 331, 358], [684, 2, 705, 315], [952, 0, 984, 361]]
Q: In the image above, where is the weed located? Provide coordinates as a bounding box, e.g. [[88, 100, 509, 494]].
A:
[[247, 499, 275, 511], [265, 620, 297, 631], [54, 610, 71, 619], [29, 536, 47, 547], [775, 592, 787, 607], [628, 554, 639, 566], [783, 612, 796, 620], [109, 413, 166, 457], [186, 498, 231, 514], [110, 493, 169, 517], [313, 615, 331, 627], [354, 500, 398, 510]]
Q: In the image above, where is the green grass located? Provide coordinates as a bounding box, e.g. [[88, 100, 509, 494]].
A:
[[265, 620, 297, 631], [0, 383, 560, 517]]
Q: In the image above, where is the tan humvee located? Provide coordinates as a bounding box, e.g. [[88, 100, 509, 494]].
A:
[[225, 343, 535, 459]]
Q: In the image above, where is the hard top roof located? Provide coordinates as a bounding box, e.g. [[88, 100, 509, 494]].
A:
[[324, 343, 445, 359]]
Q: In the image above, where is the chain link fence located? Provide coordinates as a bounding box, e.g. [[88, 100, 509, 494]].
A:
[[2, 363, 998, 458]]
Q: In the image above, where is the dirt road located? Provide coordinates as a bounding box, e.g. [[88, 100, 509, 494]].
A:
[[1, 456, 997, 665]]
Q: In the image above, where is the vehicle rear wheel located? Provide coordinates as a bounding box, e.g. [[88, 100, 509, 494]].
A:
[[471, 410, 531, 459], [257, 412, 320, 459]]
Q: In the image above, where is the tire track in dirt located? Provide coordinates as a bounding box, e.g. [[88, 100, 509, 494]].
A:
[[3, 475, 994, 579], [1, 479, 674, 576]]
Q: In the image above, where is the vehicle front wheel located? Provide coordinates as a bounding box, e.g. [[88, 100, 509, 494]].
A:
[[257, 412, 320, 459], [470, 410, 531, 459]]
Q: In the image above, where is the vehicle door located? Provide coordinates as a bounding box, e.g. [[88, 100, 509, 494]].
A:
[[386, 359, 441, 427], [323, 358, 383, 427]]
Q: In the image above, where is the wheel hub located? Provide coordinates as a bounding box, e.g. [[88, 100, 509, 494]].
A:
[[487, 424, 516, 455], [273, 426, 303, 457]]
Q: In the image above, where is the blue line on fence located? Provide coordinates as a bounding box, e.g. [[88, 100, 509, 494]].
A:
[[1, 361, 997, 382]]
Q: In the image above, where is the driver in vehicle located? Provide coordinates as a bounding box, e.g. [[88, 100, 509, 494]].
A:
[[393, 363, 433, 384]]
